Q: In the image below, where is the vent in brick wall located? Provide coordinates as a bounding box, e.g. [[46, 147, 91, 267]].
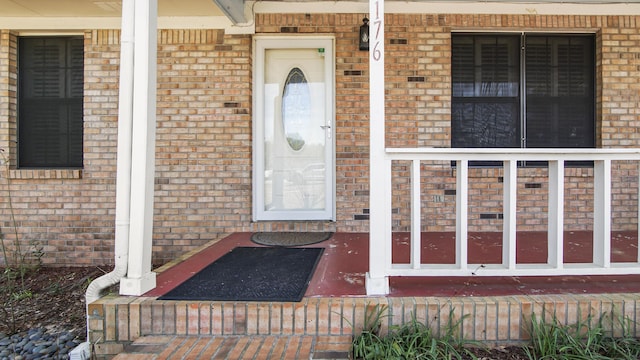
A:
[[408, 76, 425, 82], [224, 102, 239, 108], [344, 70, 362, 76], [444, 189, 456, 196], [390, 39, 408, 45], [355, 208, 399, 220], [480, 213, 504, 220], [498, 177, 504, 183], [281, 27, 298, 33], [525, 183, 542, 189], [354, 190, 369, 196]]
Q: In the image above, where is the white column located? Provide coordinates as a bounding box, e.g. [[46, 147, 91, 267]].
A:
[[366, 0, 390, 295], [120, 0, 158, 295]]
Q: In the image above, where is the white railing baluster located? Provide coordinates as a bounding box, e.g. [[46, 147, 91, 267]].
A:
[[385, 157, 393, 269], [503, 160, 517, 269], [411, 160, 421, 269], [594, 159, 612, 268], [377, 148, 640, 280], [456, 160, 468, 271], [548, 160, 565, 269]]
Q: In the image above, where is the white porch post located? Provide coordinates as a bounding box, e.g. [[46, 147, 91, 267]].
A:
[[119, 0, 158, 295], [366, 0, 390, 295]]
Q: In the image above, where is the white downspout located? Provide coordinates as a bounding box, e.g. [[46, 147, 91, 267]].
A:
[[85, 0, 135, 318]]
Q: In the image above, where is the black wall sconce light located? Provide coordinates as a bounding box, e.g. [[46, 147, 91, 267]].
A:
[[359, 17, 369, 51]]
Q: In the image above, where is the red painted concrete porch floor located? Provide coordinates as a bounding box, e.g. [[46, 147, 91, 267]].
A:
[[145, 231, 640, 298]]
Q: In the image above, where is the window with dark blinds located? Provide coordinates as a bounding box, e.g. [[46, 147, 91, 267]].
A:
[[452, 33, 594, 153], [525, 36, 594, 148], [452, 35, 520, 148], [18, 37, 84, 168]]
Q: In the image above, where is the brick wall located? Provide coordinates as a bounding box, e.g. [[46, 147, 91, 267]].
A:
[[0, 13, 639, 265], [0, 31, 16, 166], [153, 30, 254, 258], [0, 31, 117, 266], [257, 14, 639, 233]]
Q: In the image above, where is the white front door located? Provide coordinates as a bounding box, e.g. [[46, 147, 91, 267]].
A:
[[254, 37, 335, 221]]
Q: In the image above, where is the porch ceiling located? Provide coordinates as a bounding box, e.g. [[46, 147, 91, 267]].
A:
[[0, 0, 224, 17], [5, 0, 638, 17]]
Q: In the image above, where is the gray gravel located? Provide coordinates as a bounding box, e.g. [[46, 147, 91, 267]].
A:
[[0, 328, 81, 360]]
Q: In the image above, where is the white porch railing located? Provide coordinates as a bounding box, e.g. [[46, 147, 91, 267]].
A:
[[367, 148, 640, 295]]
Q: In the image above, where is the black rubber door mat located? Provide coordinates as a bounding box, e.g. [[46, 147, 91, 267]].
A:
[[158, 247, 324, 302]]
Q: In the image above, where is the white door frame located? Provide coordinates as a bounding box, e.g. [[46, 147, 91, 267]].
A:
[[253, 36, 336, 221]]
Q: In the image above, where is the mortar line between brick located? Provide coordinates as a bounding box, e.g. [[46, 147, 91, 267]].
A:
[[221, 303, 225, 336], [313, 299, 319, 335], [509, 301, 514, 341], [326, 299, 331, 336]]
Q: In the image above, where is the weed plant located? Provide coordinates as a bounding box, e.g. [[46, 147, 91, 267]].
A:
[[0, 148, 44, 333], [525, 311, 640, 360], [352, 305, 640, 360], [352, 304, 480, 359]]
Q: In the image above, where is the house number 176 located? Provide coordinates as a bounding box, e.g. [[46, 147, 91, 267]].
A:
[[372, 1, 382, 61]]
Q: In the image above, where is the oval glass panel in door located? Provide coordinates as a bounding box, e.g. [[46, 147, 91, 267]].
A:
[[282, 67, 311, 151]]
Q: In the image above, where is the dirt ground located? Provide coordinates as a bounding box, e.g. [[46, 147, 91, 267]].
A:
[[0, 266, 106, 337]]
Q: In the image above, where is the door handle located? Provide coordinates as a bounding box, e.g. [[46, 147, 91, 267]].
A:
[[320, 125, 332, 139]]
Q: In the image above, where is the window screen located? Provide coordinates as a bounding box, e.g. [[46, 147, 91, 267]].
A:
[[18, 37, 84, 168], [452, 33, 594, 151], [452, 35, 520, 148], [525, 35, 594, 148]]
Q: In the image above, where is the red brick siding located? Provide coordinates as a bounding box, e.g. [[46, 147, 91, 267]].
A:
[[153, 30, 254, 259]]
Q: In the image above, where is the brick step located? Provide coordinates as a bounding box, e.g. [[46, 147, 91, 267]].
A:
[[90, 294, 640, 358], [110, 335, 352, 360]]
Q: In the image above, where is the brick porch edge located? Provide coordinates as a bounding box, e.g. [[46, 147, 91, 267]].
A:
[[88, 293, 640, 357]]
